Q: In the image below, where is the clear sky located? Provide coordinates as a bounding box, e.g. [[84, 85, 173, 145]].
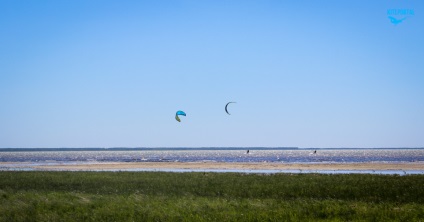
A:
[[1, 0, 423, 148]]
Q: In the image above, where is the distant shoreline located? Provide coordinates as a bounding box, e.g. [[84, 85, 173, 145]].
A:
[[1, 147, 424, 152]]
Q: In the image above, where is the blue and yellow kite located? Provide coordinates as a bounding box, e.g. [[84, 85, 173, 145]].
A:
[[175, 110, 186, 122]]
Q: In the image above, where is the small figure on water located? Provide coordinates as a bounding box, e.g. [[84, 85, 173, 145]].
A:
[[247, 150, 250, 154]]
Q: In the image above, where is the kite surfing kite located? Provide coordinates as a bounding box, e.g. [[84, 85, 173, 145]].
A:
[[225, 102, 236, 115], [175, 110, 186, 122]]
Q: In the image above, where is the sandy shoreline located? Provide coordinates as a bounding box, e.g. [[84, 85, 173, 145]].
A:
[[1, 161, 424, 171]]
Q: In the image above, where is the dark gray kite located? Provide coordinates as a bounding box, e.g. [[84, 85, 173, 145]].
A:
[[225, 102, 236, 115]]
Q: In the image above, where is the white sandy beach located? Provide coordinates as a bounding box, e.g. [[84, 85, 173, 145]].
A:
[[2, 161, 423, 171]]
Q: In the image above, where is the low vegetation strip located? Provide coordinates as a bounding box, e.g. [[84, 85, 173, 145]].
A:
[[1, 172, 423, 221]]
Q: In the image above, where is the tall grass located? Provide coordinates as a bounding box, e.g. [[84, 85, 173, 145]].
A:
[[1, 172, 423, 221]]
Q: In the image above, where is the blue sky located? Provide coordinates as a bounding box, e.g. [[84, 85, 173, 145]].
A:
[[1, 0, 423, 148]]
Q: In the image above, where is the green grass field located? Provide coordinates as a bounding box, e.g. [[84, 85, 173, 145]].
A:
[[1, 171, 424, 221]]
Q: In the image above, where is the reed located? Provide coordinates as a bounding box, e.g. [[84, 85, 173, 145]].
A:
[[1, 171, 423, 221]]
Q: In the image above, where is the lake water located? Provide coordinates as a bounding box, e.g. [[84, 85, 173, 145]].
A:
[[1, 148, 423, 163], [1, 148, 423, 174]]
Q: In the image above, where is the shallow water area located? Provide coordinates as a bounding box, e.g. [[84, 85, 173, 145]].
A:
[[1, 161, 424, 175]]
